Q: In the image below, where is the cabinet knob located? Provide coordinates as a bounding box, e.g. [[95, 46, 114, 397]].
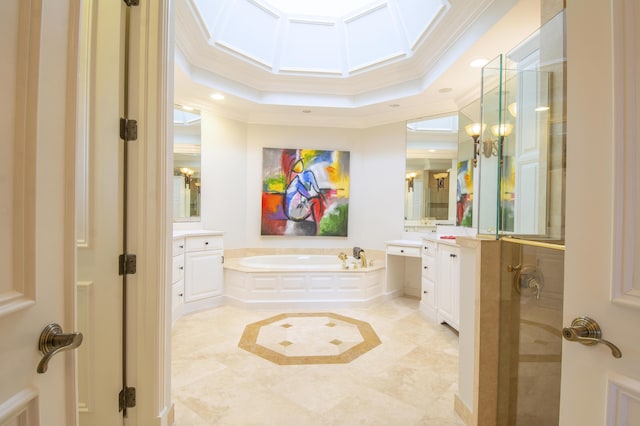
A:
[[423, 266, 428, 270], [179, 266, 184, 270], [204, 241, 209, 245], [179, 245, 184, 249], [450, 254, 457, 258], [400, 249, 404, 253], [423, 290, 428, 294], [178, 293, 183, 297]]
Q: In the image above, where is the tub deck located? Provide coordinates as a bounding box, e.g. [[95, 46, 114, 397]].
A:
[[224, 253, 389, 309]]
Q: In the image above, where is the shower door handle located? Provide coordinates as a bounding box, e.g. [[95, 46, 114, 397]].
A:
[[37, 323, 84, 373], [562, 316, 622, 359]]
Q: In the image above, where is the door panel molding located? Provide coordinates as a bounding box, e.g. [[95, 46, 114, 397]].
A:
[[0, 0, 41, 317], [0, 387, 39, 424], [76, 281, 95, 414], [607, 373, 640, 425], [611, 0, 639, 309], [74, 0, 94, 248]]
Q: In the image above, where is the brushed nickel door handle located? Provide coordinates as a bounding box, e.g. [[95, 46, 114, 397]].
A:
[[37, 323, 84, 373], [562, 316, 622, 359]]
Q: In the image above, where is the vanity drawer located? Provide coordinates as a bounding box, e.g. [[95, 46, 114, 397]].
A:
[[172, 238, 185, 257], [422, 256, 435, 280], [186, 235, 223, 252], [172, 255, 185, 283], [422, 241, 437, 257], [421, 278, 435, 306], [387, 245, 421, 258]]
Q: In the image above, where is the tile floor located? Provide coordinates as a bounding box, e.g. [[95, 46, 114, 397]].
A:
[[171, 297, 464, 425], [238, 312, 382, 365]]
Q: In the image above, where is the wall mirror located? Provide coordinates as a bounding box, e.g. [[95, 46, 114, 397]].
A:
[[173, 107, 201, 221], [457, 98, 481, 227], [405, 114, 458, 232]]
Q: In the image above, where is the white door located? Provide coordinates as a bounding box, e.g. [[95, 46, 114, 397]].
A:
[[0, 1, 80, 424], [75, 0, 124, 424], [562, 1, 640, 424]]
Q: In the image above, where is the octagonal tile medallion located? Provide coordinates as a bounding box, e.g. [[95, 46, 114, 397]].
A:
[[238, 313, 381, 365]]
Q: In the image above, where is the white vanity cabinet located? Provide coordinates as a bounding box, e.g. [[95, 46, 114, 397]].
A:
[[171, 237, 185, 323], [172, 231, 224, 320], [183, 234, 223, 313], [385, 240, 422, 298], [435, 243, 460, 330], [420, 241, 437, 321], [418, 238, 462, 331]]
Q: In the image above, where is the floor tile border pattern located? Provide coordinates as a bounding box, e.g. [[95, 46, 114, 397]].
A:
[[238, 312, 382, 365]]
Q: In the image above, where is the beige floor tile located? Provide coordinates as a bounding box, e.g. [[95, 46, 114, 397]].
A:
[[172, 297, 464, 425]]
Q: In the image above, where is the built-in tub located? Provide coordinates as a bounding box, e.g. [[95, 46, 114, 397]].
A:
[[224, 253, 387, 309], [239, 254, 344, 270]]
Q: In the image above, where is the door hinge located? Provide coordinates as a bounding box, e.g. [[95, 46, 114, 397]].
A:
[[123, 0, 140, 6], [119, 387, 136, 411], [119, 253, 137, 275], [221, 255, 224, 264], [119, 118, 138, 141]]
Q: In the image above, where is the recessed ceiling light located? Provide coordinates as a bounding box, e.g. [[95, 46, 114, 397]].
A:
[[211, 93, 225, 101], [470, 58, 489, 68], [438, 87, 453, 93], [428, 149, 436, 153], [182, 105, 194, 111]]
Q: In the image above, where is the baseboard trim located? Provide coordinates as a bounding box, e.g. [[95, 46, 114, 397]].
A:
[[454, 393, 473, 426]]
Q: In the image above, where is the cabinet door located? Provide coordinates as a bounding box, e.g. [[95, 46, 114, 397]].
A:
[[436, 245, 460, 328], [450, 250, 460, 328], [184, 251, 223, 301]]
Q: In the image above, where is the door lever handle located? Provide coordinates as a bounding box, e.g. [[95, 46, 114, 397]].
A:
[[37, 323, 83, 373], [562, 316, 622, 359]]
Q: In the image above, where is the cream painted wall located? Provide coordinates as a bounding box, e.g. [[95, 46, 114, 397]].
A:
[[200, 111, 249, 248], [199, 112, 406, 250]]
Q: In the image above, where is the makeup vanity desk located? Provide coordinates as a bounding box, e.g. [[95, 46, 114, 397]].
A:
[[385, 240, 422, 299]]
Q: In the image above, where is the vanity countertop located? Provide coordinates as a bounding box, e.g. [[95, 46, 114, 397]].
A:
[[173, 229, 224, 238], [422, 234, 461, 247], [385, 239, 423, 247]]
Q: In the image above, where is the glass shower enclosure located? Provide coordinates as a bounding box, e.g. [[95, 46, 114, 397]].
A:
[[478, 11, 567, 425]]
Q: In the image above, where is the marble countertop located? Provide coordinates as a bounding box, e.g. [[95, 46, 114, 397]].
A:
[[173, 229, 224, 238], [422, 234, 462, 247], [385, 239, 423, 247], [389, 231, 482, 248]]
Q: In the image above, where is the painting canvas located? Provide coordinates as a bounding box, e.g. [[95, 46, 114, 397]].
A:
[[456, 159, 473, 227], [500, 155, 515, 232], [261, 148, 350, 236]]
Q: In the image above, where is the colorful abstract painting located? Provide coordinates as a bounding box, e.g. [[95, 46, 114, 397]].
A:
[[500, 155, 515, 232], [456, 159, 473, 227], [261, 148, 350, 236]]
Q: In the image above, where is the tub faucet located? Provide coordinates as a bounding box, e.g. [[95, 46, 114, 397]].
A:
[[353, 247, 367, 268], [338, 252, 348, 269], [359, 251, 367, 268]]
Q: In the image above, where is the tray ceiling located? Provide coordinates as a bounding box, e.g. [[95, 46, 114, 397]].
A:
[[174, 0, 542, 127]]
